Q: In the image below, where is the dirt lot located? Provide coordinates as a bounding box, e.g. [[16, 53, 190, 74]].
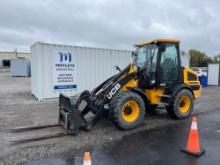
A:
[[0, 70, 220, 165]]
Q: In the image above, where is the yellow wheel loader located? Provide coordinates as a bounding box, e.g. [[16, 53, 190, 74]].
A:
[[59, 39, 202, 134]]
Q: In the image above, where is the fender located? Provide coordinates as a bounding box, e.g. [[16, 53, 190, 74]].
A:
[[131, 88, 147, 99], [131, 87, 148, 105], [165, 83, 194, 104]]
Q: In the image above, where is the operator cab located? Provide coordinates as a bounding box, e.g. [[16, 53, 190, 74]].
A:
[[133, 39, 181, 88]]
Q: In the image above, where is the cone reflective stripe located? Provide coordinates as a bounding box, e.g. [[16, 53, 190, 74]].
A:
[[83, 152, 92, 165], [181, 117, 205, 157]]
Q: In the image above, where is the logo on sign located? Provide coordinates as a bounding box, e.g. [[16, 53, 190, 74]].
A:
[[59, 52, 72, 62]]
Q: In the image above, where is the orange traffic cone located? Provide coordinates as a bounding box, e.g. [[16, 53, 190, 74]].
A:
[[181, 117, 205, 157], [83, 152, 92, 165]]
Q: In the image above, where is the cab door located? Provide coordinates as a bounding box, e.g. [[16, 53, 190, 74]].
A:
[[156, 43, 181, 88]]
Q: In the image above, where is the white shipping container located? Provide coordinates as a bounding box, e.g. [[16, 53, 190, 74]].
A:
[[208, 63, 220, 85], [10, 58, 31, 77], [31, 42, 132, 100]]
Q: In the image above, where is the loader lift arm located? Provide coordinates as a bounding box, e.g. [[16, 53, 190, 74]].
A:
[[58, 64, 138, 134]]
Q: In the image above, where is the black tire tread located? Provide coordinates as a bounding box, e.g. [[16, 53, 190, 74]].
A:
[[110, 91, 145, 130], [166, 89, 194, 119]]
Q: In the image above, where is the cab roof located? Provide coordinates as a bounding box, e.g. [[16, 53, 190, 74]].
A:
[[135, 38, 180, 47]]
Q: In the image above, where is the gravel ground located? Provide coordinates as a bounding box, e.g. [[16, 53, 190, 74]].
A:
[[0, 71, 219, 165]]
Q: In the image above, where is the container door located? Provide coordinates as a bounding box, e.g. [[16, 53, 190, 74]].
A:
[[208, 64, 219, 85]]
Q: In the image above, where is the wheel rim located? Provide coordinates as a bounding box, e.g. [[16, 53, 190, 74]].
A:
[[178, 96, 190, 113], [121, 100, 140, 123]]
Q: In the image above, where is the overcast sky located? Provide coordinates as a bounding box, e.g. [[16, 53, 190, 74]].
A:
[[0, 0, 220, 55]]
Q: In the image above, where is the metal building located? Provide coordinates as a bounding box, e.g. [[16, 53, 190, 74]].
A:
[[208, 63, 220, 85], [0, 51, 31, 68], [31, 42, 132, 100]]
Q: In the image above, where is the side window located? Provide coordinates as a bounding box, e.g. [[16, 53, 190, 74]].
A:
[[147, 48, 158, 80], [159, 44, 179, 86], [136, 48, 146, 67]]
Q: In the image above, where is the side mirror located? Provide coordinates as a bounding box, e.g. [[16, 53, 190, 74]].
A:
[[114, 65, 121, 72]]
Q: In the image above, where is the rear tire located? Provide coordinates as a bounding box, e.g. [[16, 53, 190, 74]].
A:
[[110, 91, 145, 130], [166, 89, 194, 119]]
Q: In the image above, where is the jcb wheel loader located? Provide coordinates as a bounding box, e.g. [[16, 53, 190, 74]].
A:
[[59, 39, 201, 134]]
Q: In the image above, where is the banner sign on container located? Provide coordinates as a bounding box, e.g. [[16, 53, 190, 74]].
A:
[[53, 51, 77, 90]]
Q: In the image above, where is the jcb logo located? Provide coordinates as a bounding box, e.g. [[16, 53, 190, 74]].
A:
[[107, 83, 121, 99], [59, 52, 72, 63]]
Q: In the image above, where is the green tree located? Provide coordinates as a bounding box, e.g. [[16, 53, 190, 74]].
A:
[[213, 55, 220, 62], [189, 49, 214, 67]]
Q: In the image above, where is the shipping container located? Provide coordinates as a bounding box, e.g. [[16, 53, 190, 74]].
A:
[[208, 63, 220, 85], [31, 42, 132, 100], [10, 58, 31, 77]]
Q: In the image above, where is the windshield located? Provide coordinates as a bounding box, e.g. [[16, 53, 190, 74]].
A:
[[134, 44, 158, 72]]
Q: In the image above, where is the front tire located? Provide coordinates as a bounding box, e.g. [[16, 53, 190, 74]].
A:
[[166, 89, 194, 119], [110, 91, 145, 130]]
